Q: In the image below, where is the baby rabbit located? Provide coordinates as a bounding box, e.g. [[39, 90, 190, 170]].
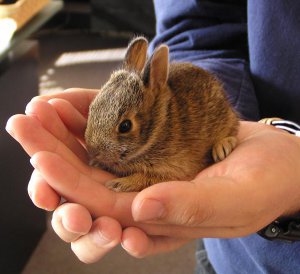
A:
[[85, 37, 239, 192]]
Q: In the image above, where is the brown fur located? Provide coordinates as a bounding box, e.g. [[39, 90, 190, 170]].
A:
[[85, 37, 239, 192]]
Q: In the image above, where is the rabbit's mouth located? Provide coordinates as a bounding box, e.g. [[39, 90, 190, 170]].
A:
[[87, 148, 134, 176], [91, 155, 120, 166], [94, 160, 132, 177], [89, 154, 126, 176]]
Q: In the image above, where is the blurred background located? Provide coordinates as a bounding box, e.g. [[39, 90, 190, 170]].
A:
[[0, 0, 196, 273]]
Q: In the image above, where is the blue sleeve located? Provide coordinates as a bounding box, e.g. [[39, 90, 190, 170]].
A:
[[149, 0, 260, 121]]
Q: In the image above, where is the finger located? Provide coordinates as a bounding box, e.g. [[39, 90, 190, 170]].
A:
[[52, 203, 93, 242], [7, 114, 87, 175], [30, 151, 132, 224], [25, 98, 87, 162], [132, 181, 214, 226], [138, 219, 256, 239], [48, 98, 87, 140], [28, 169, 61, 211], [6, 115, 112, 183], [122, 227, 244, 252], [6, 114, 82, 163], [121, 227, 188, 258], [71, 216, 122, 264], [37, 88, 98, 117], [132, 179, 269, 229]]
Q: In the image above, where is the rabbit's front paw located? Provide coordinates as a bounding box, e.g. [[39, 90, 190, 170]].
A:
[[106, 178, 141, 192], [212, 136, 237, 162]]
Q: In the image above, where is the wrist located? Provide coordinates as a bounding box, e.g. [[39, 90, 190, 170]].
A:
[[258, 118, 300, 242]]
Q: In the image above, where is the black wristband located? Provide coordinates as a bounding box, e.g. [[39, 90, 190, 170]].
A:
[[258, 217, 300, 242], [257, 118, 300, 242]]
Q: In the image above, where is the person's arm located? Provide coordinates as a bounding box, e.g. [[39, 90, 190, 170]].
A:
[[150, 0, 259, 121]]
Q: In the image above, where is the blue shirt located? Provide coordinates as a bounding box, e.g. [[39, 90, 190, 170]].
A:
[[150, 0, 300, 273]]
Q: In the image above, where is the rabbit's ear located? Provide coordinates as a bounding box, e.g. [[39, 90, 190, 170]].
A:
[[143, 45, 169, 88], [124, 37, 148, 72]]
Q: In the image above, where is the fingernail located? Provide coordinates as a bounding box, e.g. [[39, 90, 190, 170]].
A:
[[5, 118, 15, 138], [25, 98, 43, 115], [133, 199, 165, 222], [121, 238, 138, 257], [28, 187, 33, 200], [30, 156, 38, 169], [48, 98, 57, 104], [25, 101, 34, 115]]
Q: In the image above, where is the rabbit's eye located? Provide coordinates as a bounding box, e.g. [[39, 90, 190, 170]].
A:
[[118, 119, 132, 133]]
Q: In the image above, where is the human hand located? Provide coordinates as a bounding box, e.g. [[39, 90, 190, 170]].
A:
[[131, 121, 300, 238], [28, 119, 300, 252], [48, 119, 300, 257], [5, 89, 188, 262], [7, 89, 300, 263]]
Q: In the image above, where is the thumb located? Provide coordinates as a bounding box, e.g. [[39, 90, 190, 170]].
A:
[[132, 181, 215, 227]]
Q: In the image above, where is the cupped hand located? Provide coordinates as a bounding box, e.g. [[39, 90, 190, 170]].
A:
[[5, 88, 189, 262], [132, 121, 300, 238], [6, 88, 300, 263]]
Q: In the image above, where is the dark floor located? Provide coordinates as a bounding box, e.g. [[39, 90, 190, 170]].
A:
[[21, 31, 196, 274]]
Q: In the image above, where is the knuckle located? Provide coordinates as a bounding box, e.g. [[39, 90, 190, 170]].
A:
[[180, 208, 200, 226], [180, 203, 214, 227]]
